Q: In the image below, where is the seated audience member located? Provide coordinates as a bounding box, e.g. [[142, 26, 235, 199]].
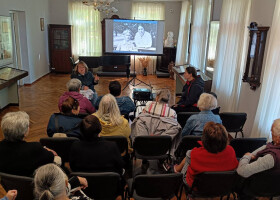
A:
[[71, 61, 99, 104], [173, 66, 204, 113], [237, 118, 280, 178], [95, 80, 135, 115], [0, 190, 17, 200], [208, 92, 220, 114], [47, 96, 84, 138], [143, 89, 177, 119], [169, 122, 238, 187], [0, 111, 61, 177], [131, 89, 181, 155], [93, 94, 132, 153], [181, 93, 222, 137], [58, 78, 95, 114], [70, 115, 124, 175], [34, 163, 92, 200]]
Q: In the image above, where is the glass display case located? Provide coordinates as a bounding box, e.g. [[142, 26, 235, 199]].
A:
[[0, 16, 13, 67]]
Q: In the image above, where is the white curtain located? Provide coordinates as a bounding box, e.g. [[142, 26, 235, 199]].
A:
[[250, 0, 280, 140], [69, 1, 102, 59], [188, 0, 211, 71], [212, 0, 251, 112], [175, 0, 192, 66], [131, 2, 165, 75]]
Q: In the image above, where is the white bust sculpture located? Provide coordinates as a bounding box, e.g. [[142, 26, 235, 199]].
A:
[[164, 31, 174, 47]]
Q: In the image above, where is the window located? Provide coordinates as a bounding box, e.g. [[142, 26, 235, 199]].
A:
[[206, 21, 219, 72], [69, 2, 102, 57]]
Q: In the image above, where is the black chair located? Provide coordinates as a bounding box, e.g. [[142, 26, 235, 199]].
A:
[[177, 112, 198, 128], [0, 172, 34, 200], [185, 170, 238, 200], [230, 137, 267, 159], [40, 137, 79, 165], [126, 173, 183, 200], [174, 135, 202, 163], [70, 172, 123, 200], [241, 169, 280, 199], [102, 136, 132, 177], [133, 135, 172, 160], [219, 112, 247, 138]]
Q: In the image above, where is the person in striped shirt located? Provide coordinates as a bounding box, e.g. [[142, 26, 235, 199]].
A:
[[143, 89, 177, 119]]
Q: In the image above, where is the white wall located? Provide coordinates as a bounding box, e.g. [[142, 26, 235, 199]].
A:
[[49, 0, 182, 44], [238, 0, 276, 136], [0, 0, 51, 84]]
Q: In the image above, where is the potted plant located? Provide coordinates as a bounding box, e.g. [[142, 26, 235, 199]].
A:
[[138, 56, 151, 76]]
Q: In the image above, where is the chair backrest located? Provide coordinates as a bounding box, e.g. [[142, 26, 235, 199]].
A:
[[189, 171, 238, 198], [174, 136, 201, 162], [133, 135, 172, 160], [101, 136, 128, 156], [230, 138, 267, 159], [40, 137, 79, 163], [242, 169, 280, 197], [70, 172, 121, 200], [133, 173, 183, 199], [0, 172, 34, 200], [177, 112, 198, 128], [219, 112, 247, 134]]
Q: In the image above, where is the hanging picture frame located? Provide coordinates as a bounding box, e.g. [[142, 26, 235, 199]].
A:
[[40, 18, 44, 31]]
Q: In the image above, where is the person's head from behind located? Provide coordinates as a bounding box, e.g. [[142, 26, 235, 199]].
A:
[[184, 66, 198, 81], [271, 119, 280, 146], [61, 96, 80, 115], [197, 93, 217, 111], [74, 61, 88, 75], [96, 94, 121, 125], [67, 78, 81, 92], [123, 29, 133, 42], [1, 111, 29, 142], [202, 122, 228, 154], [34, 163, 68, 200], [156, 89, 171, 104], [80, 115, 102, 141], [138, 25, 145, 36], [109, 80, 121, 97]]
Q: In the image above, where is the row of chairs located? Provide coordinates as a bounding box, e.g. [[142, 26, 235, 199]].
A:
[[177, 112, 247, 138], [2, 168, 280, 199]]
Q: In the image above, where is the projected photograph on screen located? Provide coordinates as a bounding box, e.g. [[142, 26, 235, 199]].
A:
[[105, 19, 164, 55]]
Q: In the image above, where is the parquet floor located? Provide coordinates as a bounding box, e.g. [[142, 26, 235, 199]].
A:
[[0, 73, 269, 200]]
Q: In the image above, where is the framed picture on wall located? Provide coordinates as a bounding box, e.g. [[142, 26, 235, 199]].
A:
[[40, 18, 44, 31]]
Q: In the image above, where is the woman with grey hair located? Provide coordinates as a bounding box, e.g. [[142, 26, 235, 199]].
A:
[[237, 119, 280, 177], [58, 78, 95, 114], [34, 163, 91, 200], [181, 93, 222, 136], [143, 89, 177, 119], [0, 111, 61, 177]]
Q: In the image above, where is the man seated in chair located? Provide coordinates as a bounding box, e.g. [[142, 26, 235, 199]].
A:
[[236, 119, 280, 199], [237, 118, 280, 177], [95, 80, 135, 117]]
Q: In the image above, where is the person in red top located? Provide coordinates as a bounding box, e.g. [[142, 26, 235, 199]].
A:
[[166, 122, 238, 186]]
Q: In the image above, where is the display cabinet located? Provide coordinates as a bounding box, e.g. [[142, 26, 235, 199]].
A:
[[242, 23, 269, 90], [48, 24, 72, 73], [0, 16, 13, 67], [156, 47, 176, 73]]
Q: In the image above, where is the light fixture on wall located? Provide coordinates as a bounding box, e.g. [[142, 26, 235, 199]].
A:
[[82, 0, 118, 14]]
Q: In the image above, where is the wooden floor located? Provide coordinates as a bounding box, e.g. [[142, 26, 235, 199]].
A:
[[0, 73, 269, 200]]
